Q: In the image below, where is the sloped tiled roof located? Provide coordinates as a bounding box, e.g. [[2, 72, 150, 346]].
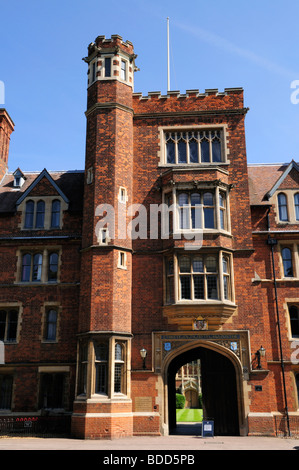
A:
[[0, 170, 84, 213], [247, 163, 288, 205]]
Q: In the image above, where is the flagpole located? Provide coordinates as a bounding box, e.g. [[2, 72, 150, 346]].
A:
[[167, 17, 170, 92]]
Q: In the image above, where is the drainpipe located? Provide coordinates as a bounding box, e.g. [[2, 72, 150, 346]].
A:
[[266, 208, 291, 437]]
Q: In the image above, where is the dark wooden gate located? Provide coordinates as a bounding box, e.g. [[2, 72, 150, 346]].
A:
[[200, 348, 239, 436]]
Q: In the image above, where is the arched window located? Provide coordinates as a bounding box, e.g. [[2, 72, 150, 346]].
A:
[[32, 253, 43, 281], [35, 200, 45, 228], [177, 134, 187, 164], [211, 130, 222, 162], [289, 306, 299, 338], [21, 253, 32, 282], [281, 247, 293, 277], [51, 200, 61, 228], [45, 309, 57, 341], [24, 200, 34, 228], [278, 193, 288, 221], [48, 252, 59, 282]]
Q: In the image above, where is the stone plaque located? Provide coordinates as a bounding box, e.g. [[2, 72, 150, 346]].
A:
[[134, 396, 152, 412]]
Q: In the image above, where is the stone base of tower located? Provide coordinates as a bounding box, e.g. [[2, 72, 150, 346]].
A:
[[71, 400, 133, 439]]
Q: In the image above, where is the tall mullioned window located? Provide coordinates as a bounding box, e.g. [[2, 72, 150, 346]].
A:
[[20, 250, 59, 283], [165, 129, 223, 165], [77, 339, 129, 398], [24, 198, 62, 230]]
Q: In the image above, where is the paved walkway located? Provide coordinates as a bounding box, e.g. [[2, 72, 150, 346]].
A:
[[0, 433, 298, 451]]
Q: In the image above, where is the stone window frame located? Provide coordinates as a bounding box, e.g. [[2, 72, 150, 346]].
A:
[[41, 302, 61, 343], [76, 335, 131, 401], [278, 242, 299, 279], [117, 251, 127, 270], [0, 302, 22, 344], [118, 186, 128, 204], [158, 124, 229, 167], [283, 299, 299, 341], [272, 190, 299, 225], [38, 366, 70, 411], [15, 246, 62, 285], [18, 196, 67, 231], [164, 250, 235, 305]]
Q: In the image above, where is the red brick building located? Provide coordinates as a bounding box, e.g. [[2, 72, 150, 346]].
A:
[[0, 34, 298, 439]]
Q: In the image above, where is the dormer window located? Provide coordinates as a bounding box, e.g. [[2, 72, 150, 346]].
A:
[[13, 168, 25, 188]]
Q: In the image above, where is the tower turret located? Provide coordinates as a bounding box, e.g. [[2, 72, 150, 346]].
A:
[[72, 35, 136, 440]]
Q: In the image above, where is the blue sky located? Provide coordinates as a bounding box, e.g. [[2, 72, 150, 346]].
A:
[[1, 0, 299, 172]]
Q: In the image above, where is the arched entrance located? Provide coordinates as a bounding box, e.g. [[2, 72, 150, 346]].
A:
[[167, 345, 240, 436]]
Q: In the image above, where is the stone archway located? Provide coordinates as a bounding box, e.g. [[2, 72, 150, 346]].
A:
[[163, 340, 245, 436]]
